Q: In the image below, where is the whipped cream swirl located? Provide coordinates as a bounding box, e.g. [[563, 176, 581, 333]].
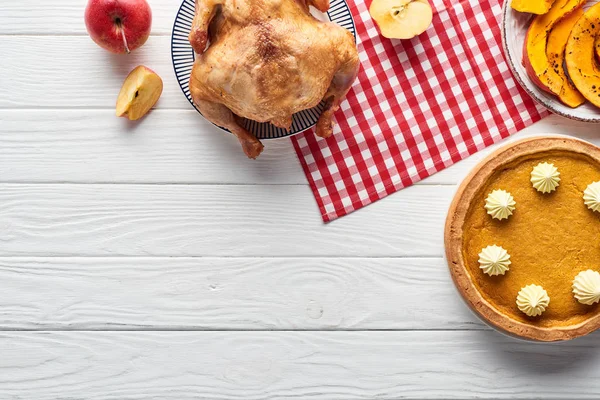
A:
[[572, 270, 600, 305], [584, 181, 600, 213], [478, 245, 511, 276], [530, 162, 560, 193], [516, 284, 549, 317], [485, 189, 516, 220]]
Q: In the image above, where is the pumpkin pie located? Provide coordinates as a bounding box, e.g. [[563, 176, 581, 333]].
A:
[[445, 137, 600, 341]]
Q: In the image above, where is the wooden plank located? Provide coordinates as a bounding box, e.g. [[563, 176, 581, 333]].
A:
[[0, 110, 306, 185], [1, 330, 600, 399], [1, 110, 597, 184], [0, 184, 451, 257], [0, 36, 190, 109], [0, 0, 178, 35], [0, 257, 479, 330]]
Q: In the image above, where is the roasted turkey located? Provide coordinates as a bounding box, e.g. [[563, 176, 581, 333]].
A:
[[188, 0, 360, 158]]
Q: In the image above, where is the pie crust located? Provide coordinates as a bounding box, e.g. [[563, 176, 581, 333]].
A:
[[445, 136, 600, 341]]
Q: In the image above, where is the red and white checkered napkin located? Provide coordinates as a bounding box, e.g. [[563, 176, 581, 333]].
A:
[[291, 0, 548, 222]]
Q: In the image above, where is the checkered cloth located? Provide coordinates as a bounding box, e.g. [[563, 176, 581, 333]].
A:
[[291, 0, 548, 222]]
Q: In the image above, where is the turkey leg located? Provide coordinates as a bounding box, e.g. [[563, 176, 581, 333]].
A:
[[189, 0, 221, 54], [316, 53, 359, 138], [196, 99, 264, 159]]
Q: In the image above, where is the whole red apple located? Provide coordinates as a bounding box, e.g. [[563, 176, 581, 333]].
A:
[[85, 0, 152, 54]]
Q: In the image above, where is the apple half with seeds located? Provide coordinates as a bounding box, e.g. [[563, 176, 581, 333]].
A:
[[369, 0, 433, 40], [116, 65, 163, 121]]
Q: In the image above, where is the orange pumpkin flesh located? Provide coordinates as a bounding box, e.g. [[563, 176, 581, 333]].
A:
[[512, 0, 554, 15], [595, 35, 600, 64], [566, 2, 600, 109], [547, 7, 586, 108], [523, 0, 587, 96]]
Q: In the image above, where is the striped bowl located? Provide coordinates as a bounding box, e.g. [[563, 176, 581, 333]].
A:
[[171, 0, 357, 139]]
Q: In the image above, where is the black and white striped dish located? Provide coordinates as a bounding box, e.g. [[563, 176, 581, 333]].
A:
[[171, 0, 356, 139]]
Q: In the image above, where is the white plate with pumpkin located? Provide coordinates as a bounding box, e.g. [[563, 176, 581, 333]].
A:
[[502, 0, 600, 122]]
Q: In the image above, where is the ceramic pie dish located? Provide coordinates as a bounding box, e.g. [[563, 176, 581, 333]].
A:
[[445, 136, 600, 341]]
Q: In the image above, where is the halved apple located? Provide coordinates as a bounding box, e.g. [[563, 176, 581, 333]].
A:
[[546, 7, 586, 108], [116, 65, 163, 120], [566, 2, 600, 109], [511, 0, 554, 15], [369, 0, 433, 40], [522, 0, 586, 96]]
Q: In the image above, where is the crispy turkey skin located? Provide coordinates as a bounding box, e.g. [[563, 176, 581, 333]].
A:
[[188, 0, 359, 158]]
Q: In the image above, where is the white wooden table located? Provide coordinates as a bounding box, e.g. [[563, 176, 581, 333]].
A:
[[2, 1, 600, 398]]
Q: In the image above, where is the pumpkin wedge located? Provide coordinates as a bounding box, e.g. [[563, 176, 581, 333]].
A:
[[523, 0, 587, 96], [547, 7, 586, 108], [566, 2, 600, 109], [512, 0, 554, 15]]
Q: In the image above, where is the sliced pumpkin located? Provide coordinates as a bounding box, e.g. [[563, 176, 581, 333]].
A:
[[595, 35, 600, 64], [512, 0, 554, 15], [566, 2, 600, 109], [523, 0, 587, 96], [547, 7, 586, 108]]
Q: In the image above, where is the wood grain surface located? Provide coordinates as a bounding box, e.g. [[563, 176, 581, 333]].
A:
[[0, 37, 188, 109], [0, 257, 479, 330], [2, 331, 600, 399], [3, 1, 600, 398], [0, 111, 594, 184], [0, 184, 451, 257], [0, 0, 177, 34], [0, 110, 305, 184]]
